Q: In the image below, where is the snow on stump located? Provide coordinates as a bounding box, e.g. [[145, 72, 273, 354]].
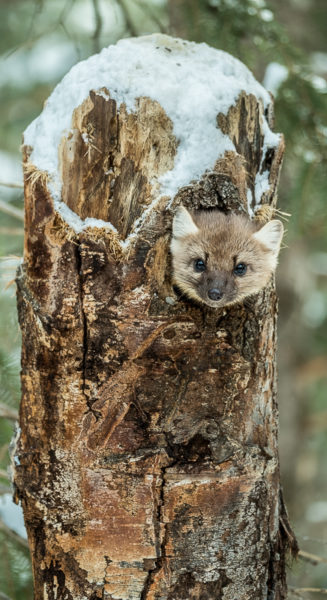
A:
[[15, 34, 294, 600]]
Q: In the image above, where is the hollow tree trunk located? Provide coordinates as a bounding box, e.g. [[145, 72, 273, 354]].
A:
[[14, 35, 296, 600]]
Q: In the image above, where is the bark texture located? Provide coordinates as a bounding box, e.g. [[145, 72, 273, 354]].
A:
[[15, 80, 295, 599]]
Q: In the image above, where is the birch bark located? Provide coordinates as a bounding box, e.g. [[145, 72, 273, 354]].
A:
[[14, 35, 296, 600]]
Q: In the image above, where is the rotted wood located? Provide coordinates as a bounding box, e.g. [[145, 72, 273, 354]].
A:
[[15, 85, 296, 600]]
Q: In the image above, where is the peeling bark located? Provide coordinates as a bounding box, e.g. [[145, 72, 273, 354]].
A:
[[15, 72, 296, 599]]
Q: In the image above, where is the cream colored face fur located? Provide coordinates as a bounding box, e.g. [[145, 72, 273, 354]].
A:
[[170, 206, 284, 309]]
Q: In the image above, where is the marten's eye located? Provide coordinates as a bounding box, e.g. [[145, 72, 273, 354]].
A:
[[194, 259, 206, 272], [234, 263, 247, 276]]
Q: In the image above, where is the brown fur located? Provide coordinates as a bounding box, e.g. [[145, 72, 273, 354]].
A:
[[170, 207, 283, 308]]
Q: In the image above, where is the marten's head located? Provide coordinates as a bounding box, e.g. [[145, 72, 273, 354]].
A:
[[170, 206, 284, 308]]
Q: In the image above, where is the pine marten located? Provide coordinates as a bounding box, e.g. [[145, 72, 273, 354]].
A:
[[170, 206, 284, 308]]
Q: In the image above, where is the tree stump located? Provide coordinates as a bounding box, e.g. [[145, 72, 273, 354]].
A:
[[14, 34, 295, 600]]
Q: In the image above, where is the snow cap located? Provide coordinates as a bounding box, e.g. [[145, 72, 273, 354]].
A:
[[24, 34, 279, 233]]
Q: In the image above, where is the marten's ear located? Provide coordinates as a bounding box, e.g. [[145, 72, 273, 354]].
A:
[[253, 220, 284, 256], [172, 206, 199, 239]]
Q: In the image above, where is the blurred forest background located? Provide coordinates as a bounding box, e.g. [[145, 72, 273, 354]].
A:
[[0, 0, 326, 598]]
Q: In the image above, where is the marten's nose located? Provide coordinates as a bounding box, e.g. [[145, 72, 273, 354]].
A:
[[208, 288, 223, 301]]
